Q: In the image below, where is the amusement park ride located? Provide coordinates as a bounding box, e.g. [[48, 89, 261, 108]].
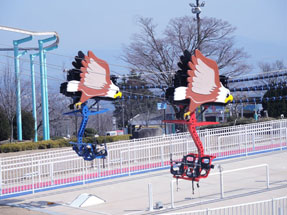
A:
[[60, 51, 122, 160], [165, 49, 232, 188], [60, 49, 233, 187]]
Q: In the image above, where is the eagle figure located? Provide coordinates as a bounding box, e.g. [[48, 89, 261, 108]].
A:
[[173, 49, 233, 118], [61, 51, 122, 108]]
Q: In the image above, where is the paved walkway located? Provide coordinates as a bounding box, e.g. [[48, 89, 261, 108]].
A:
[[0, 150, 286, 215]]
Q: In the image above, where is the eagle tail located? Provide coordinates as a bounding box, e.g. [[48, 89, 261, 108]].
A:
[[174, 87, 187, 101], [67, 80, 80, 92]]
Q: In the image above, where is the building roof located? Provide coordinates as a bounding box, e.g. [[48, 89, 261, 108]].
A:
[[129, 113, 173, 126]]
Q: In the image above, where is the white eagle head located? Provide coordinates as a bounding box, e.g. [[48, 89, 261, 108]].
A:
[[107, 81, 122, 99], [215, 83, 233, 104]]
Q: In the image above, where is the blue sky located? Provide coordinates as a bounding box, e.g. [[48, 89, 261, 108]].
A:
[[0, 0, 286, 88]]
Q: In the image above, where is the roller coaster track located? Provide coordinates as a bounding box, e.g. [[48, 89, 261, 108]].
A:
[[0, 25, 59, 51]]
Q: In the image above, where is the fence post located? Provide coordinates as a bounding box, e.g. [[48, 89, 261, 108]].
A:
[[120, 152, 123, 174], [106, 152, 110, 176], [204, 130, 208, 154], [278, 206, 283, 215], [218, 137, 221, 157], [266, 164, 270, 189], [272, 198, 275, 215], [252, 133, 255, 151], [32, 157, 35, 194], [280, 121, 283, 151], [204, 135, 207, 154], [50, 161, 54, 185], [206, 208, 209, 215], [97, 159, 100, 178], [128, 146, 131, 176], [38, 160, 41, 183], [0, 158, 2, 196], [160, 146, 164, 167], [186, 139, 189, 155], [271, 128, 274, 145], [170, 180, 175, 209], [148, 183, 153, 211], [245, 127, 248, 156], [82, 159, 85, 185], [148, 147, 151, 168], [219, 165, 224, 199]]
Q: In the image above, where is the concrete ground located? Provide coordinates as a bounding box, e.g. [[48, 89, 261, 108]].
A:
[[0, 205, 48, 215], [0, 150, 286, 215]]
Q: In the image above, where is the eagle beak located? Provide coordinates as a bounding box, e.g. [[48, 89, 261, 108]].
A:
[[114, 91, 122, 99], [225, 94, 233, 103]]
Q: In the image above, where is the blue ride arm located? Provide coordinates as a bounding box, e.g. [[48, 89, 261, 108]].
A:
[[77, 104, 89, 143], [77, 105, 109, 143], [89, 109, 109, 115], [63, 110, 81, 115]]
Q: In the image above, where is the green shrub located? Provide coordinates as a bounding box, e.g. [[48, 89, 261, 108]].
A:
[[10, 143, 21, 152], [84, 128, 96, 137], [13, 110, 35, 140], [0, 144, 12, 153], [37, 142, 48, 149], [0, 135, 131, 153], [0, 108, 10, 141], [96, 135, 131, 144], [23, 142, 38, 150], [56, 139, 70, 147]]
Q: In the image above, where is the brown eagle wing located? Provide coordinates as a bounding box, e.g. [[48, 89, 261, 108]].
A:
[[186, 50, 221, 112], [80, 51, 111, 90]]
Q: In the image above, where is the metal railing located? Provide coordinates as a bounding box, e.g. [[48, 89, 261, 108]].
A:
[[166, 163, 270, 210], [166, 196, 287, 215], [0, 119, 287, 198]]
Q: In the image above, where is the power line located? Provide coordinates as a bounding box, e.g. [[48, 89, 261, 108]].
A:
[[1, 42, 287, 83], [228, 69, 287, 83], [0, 52, 176, 84], [0, 61, 65, 82], [0, 61, 166, 100], [0, 43, 175, 77]]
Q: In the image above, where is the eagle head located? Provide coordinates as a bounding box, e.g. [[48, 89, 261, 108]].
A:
[[107, 81, 122, 99], [216, 83, 233, 104]]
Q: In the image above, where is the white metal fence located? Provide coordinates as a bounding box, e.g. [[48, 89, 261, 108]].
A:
[[0, 119, 287, 198], [165, 163, 270, 210], [166, 196, 287, 215]]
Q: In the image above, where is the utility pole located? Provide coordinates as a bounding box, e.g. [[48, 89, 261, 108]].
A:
[[122, 100, 125, 129], [190, 1, 205, 121], [189, 0, 205, 51]]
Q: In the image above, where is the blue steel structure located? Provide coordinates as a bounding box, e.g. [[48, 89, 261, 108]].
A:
[[1, 25, 59, 142], [64, 102, 109, 161], [29, 41, 58, 142], [38, 36, 57, 140], [29, 53, 39, 142], [13, 35, 33, 141]]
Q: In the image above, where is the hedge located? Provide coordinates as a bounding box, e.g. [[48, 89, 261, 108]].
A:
[[0, 134, 131, 153]]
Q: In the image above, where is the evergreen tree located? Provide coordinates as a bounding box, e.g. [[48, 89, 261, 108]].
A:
[[113, 71, 158, 129], [13, 110, 35, 140], [262, 83, 287, 118], [0, 108, 10, 141], [84, 128, 96, 137]]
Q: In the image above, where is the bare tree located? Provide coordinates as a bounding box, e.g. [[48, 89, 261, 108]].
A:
[[0, 60, 30, 141], [258, 60, 286, 84], [88, 112, 114, 135], [122, 16, 250, 89], [0, 63, 15, 141]]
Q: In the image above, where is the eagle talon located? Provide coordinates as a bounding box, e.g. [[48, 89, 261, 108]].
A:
[[184, 111, 191, 121], [75, 102, 82, 109]]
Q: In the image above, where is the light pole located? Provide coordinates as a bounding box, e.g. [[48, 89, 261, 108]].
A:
[[190, 1, 205, 121], [122, 100, 125, 129], [189, 0, 205, 51]]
